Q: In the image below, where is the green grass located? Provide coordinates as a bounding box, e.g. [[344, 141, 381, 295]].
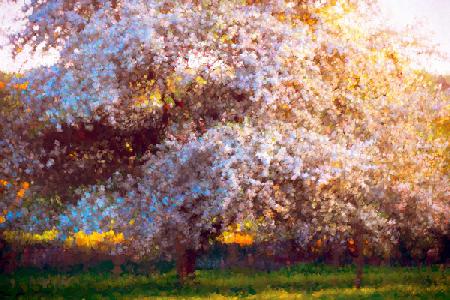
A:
[[0, 264, 448, 299]]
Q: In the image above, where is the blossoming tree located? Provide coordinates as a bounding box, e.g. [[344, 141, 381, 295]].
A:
[[2, 0, 448, 285]]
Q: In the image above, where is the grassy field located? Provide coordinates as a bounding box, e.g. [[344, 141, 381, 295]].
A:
[[0, 264, 448, 299]]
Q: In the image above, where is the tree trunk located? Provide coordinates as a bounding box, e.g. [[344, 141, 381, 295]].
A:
[[247, 252, 254, 267], [382, 252, 390, 266], [4, 250, 18, 273], [353, 227, 364, 289], [176, 249, 196, 283], [112, 255, 125, 276], [81, 250, 91, 272], [227, 243, 239, 267], [331, 244, 343, 267], [175, 238, 196, 284]]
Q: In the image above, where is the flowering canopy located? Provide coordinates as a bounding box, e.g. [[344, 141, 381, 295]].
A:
[[1, 0, 448, 262]]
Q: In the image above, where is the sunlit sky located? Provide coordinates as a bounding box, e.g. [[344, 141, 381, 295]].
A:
[[0, 0, 449, 74]]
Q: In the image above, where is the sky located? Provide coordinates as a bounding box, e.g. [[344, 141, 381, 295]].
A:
[[377, 0, 450, 74], [0, 0, 449, 74]]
